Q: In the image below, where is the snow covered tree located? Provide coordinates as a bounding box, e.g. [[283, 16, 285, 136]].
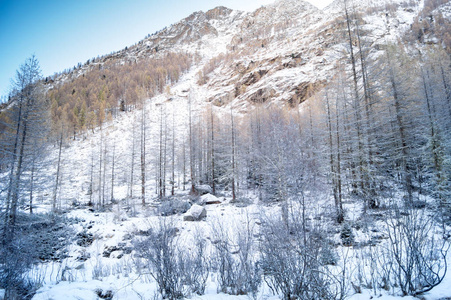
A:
[[3, 55, 47, 233]]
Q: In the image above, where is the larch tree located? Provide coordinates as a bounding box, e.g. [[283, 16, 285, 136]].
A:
[[140, 87, 148, 205], [384, 46, 417, 203], [4, 55, 45, 235], [188, 92, 196, 195]]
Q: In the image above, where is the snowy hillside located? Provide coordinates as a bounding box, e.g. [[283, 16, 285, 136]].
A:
[[1, 0, 451, 299]]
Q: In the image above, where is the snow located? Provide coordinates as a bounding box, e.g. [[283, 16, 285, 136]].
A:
[[2, 0, 450, 299], [199, 194, 221, 205], [424, 267, 451, 300], [33, 281, 108, 300], [348, 291, 418, 300], [33, 279, 159, 300], [184, 204, 207, 220]]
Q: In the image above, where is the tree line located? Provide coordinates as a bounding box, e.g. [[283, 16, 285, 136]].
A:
[[47, 52, 192, 139]]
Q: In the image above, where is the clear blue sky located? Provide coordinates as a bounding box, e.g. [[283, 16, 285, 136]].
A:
[[0, 0, 332, 100]]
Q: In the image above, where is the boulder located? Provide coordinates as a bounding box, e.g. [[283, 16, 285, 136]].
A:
[[195, 185, 212, 195], [199, 193, 222, 205], [159, 199, 191, 216], [183, 204, 207, 221], [183, 215, 195, 222]]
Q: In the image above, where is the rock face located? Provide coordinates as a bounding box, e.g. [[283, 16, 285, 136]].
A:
[[183, 204, 207, 221]]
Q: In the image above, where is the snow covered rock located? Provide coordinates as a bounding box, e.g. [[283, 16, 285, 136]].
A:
[[183, 204, 207, 221], [194, 185, 213, 195], [199, 193, 222, 205], [103, 245, 121, 258], [159, 199, 191, 216]]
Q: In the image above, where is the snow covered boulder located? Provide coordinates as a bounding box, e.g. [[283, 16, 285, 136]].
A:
[[194, 184, 212, 195], [199, 193, 222, 205], [183, 204, 207, 221], [159, 199, 191, 216]]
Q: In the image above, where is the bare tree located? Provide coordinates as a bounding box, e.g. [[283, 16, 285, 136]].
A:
[[4, 55, 44, 234], [52, 129, 63, 212], [188, 93, 196, 195], [171, 104, 176, 196], [230, 108, 236, 201], [210, 105, 216, 195], [344, 0, 365, 196], [384, 46, 416, 203], [0, 55, 58, 300], [140, 92, 147, 205], [325, 89, 344, 223], [110, 142, 116, 203]]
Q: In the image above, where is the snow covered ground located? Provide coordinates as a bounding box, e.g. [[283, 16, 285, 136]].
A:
[[28, 192, 451, 300]]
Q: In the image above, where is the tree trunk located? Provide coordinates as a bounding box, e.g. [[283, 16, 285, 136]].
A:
[[129, 119, 136, 201], [326, 92, 343, 223], [231, 108, 236, 202], [29, 150, 36, 214], [111, 143, 116, 202], [436, 64, 451, 118], [345, 0, 365, 196], [183, 141, 186, 191], [102, 142, 107, 207], [159, 106, 164, 199], [141, 100, 146, 205], [171, 106, 176, 196], [355, 11, 377, 206], [422, 68, 445, 204], [211, 106, 216, 195], [98, 131, 103, 208], [5, 94, 23, 229], [53, 130, 63, 212], [335, 94, 344, 220], [89, 148, 94, 206], [189, 96, 196, 195], [388, 61, 413, 203], [163, 107, 167, 198]]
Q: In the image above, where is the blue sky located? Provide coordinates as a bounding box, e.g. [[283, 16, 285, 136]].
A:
[[0, 0, 332, 100]]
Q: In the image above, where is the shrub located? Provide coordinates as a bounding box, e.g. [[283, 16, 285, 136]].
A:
[[340, 222, 354, 246], [382, 206, 449, 296], [260, 215, 341, 300], [133, 218, 209, 299], [211, 218, 261, 296]]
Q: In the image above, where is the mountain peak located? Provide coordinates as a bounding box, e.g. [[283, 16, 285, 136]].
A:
[[206, 6, 234, 19], [253, 0, 320, 20], [271, 0, 320, 10]]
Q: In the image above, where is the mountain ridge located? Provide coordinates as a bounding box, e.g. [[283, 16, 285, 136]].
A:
[[43, 0, 451, 114]]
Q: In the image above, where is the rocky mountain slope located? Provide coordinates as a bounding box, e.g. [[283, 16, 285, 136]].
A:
[[47, 0, 450, 114]]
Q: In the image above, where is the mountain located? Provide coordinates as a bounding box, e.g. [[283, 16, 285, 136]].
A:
[[44, 0, 450, 115]]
